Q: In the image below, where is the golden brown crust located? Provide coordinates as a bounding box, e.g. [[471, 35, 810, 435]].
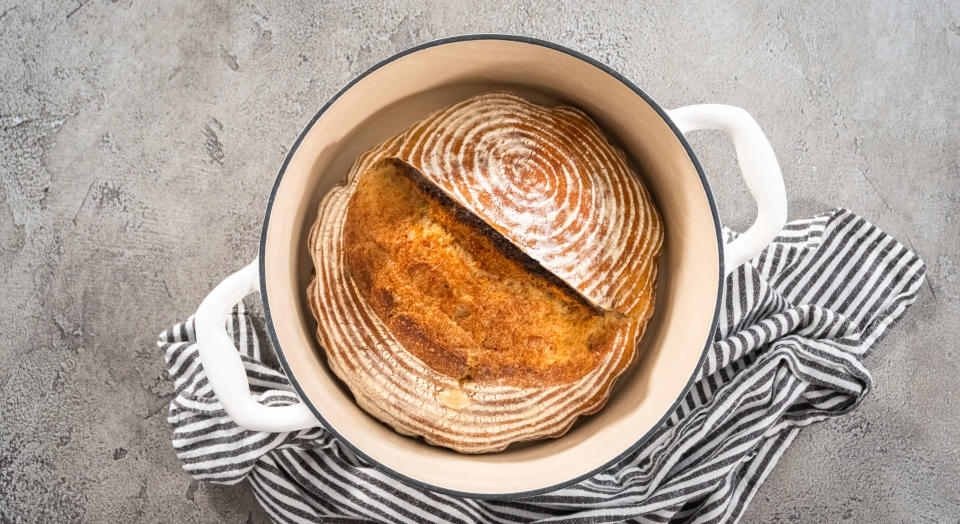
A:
[[305, 92, 663, 453], [344, 159, 628, 387]]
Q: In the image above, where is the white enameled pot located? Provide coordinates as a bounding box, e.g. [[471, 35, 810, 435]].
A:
[[194, 35, 786, 498]]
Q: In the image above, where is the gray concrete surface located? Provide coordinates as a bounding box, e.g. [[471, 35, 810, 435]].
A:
[[1, 1, 957, 522]]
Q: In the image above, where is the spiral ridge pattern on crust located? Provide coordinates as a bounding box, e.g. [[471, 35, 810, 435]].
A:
[[394, 92, 660, 313]]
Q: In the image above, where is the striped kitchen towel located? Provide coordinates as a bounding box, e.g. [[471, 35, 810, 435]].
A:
[[159, 208, 925, 523]]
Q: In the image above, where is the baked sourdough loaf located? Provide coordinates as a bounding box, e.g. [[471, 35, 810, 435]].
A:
[[307, 92, 663, 453]]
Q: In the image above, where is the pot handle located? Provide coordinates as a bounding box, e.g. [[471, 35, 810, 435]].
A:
[[195, 259, 319, 432], [666, 104, 787, 273]]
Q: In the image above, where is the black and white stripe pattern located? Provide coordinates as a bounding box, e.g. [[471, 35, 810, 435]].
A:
[[159, 208, 925, 523]]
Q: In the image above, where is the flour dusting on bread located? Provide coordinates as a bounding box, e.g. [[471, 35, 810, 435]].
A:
[[306, 92, 663, 453]]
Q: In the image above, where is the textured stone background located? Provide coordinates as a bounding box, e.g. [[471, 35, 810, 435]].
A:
[[1, 1, 958, 522]]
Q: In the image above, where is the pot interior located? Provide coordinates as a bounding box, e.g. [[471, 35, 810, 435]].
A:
[[261, 37, 721, 496]]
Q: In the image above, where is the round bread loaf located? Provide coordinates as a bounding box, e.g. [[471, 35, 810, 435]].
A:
[[307, 92, 663, 453]]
